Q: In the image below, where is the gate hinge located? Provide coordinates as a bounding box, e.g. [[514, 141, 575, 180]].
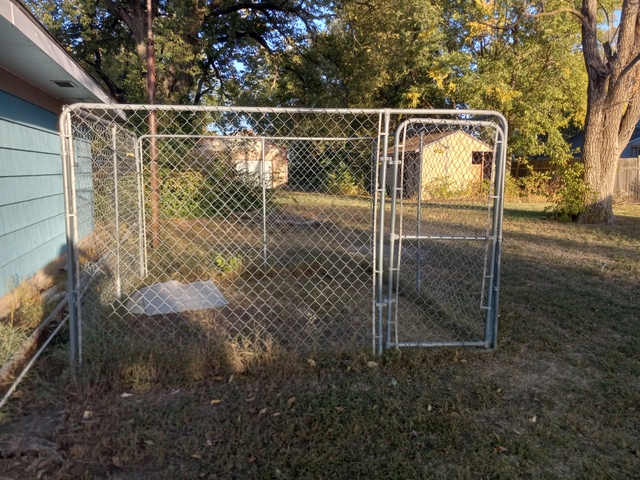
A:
[[375, 298, 395, 308]]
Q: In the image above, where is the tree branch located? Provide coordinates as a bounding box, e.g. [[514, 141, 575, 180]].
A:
[[478, 7, 587, 31], [101, 0, 136, 32], [618, 50, 640, 85], [205, 1, 313, 23], [618, 84, 640, 154], [217, 31, 276, 55]]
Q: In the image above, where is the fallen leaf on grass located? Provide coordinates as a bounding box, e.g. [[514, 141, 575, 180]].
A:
[[192, 453, 203, 460], [112, 456, 122, 468], [272, 412, 281, 417], [427, 405, 432, 412], [248, 456, 256, 463], [82, 410, 93, 420], [334, 406, 345, 412], [494, 445, 508, 454], [246, 396, 256, 402], [366, 361, 378, 368], [389, 378, 398, 388], [144, 440, 155, 446], [210, 399, 222, 405], [228, 375, 234, 384], [307, 359, 316, 368], [259, 408, 268, 415], [288, 397, 297, 405], [529, 415, 537, 423], [120, 393, 133, 398], [169, 389, 180, 395]]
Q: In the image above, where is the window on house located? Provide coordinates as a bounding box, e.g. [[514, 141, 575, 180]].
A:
[[472, 151, 494, 179]]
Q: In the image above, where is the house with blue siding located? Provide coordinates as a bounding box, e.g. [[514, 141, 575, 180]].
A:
[[619, 123, 640, 159], [0, 0, 112, 311]]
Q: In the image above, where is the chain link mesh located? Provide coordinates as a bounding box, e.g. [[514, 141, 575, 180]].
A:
[[384, 119, 502, 346], [61, 106, 505, 362]]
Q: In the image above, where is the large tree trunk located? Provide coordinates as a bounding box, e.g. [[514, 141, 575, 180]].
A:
[[580, 105, 619, 223], [578, 0, 640, 223]]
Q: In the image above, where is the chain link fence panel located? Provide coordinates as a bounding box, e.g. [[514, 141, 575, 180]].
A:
[[60, 106, 506, 369]]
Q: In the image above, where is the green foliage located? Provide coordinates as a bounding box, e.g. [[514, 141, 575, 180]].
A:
[[546, 156, 591, 222], [25, 0, 328, 104], [153, 161, 269, 220], [214, 254, 243, 276], [424, 177, 461, 200], [504, 158, 553, 202], [158, 170, 209, 219], [326, 162, 368, 197], [288, 142, 370, 196]]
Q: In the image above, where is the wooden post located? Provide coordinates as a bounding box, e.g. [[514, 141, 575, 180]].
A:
[[147, 0, 160, 248]]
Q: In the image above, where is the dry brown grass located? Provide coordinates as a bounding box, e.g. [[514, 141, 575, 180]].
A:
[[2, 203, 639, 479], [0, 284, 47, 367]]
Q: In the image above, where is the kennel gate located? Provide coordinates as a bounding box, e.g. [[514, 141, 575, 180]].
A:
[[60, 106, 506, 369]]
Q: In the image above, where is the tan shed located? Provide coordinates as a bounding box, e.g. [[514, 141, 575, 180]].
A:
[[386, 131, 493, 199], [194, 137, 289, 188]]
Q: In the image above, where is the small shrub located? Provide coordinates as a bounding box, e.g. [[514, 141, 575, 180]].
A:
[[504, 175, 522, 200], [159, 169, 209, 218], [505, 159, 550, 202], [151, 163, 272, 219], [327, 163, 367, 196], [546, 155, 591, 221], [424, 177, 459, 199]]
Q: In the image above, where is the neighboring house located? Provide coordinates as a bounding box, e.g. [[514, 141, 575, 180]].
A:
[[194, 137, 289, 188], [386, 131, 494, 198], [0, 0, 112, 307], [620, 124, 640, 159], [519, 120, 640, 168], [515, 121, 640, 200], [564, 120, 640, 159]]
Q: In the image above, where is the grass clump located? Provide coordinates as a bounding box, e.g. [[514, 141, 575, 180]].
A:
[[0, 284, 46, 367], [0, 322, 29, 367]]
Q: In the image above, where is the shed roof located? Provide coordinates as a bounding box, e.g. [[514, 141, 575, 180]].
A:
[[0, 0, 112, 105], [387, 130, 491, 154]]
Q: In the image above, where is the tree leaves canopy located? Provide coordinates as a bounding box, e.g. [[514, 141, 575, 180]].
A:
[[27, 0, 589, 159]]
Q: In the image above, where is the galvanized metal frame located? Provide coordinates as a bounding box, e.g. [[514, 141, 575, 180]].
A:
[[59, 105, 507, 372], [380, 115, 507, 350]]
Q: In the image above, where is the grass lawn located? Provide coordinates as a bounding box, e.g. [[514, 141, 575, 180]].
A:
[[1, 202, 639, 479]]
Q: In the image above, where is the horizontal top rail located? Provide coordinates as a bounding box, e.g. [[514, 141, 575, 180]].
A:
[[62, 104, 507, 124]]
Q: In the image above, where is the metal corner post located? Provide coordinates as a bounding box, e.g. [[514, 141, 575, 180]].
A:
[[482, 116, 508, 349], [375, 110, 391, 355], [490, 119, 508, 349], [59, 109, 78, 379], [112, 126, 122, 299]]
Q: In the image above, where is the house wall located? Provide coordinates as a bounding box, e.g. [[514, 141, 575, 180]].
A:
[[620, 124, 640, 158], [0, 88, 65, 299], [420, 133, 493, 195]]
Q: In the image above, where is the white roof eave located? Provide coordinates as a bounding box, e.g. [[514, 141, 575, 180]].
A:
[[0, 0, 113, 104]]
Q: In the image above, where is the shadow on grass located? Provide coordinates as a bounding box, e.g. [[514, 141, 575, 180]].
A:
[[3, 204, 640, 479]]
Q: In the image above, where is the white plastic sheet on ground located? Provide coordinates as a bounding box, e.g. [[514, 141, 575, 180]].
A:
[[127, 280, 228, 315]]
